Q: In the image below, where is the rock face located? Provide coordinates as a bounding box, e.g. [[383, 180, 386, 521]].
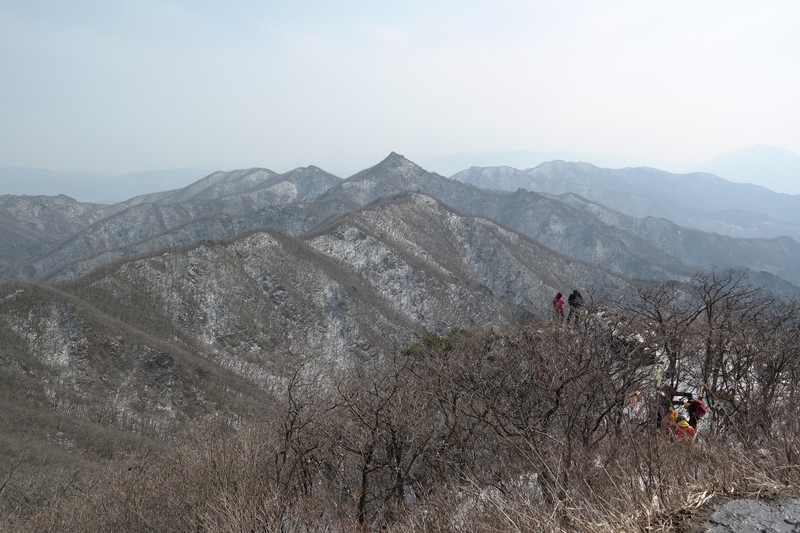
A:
[[698, 497, 800, 532]]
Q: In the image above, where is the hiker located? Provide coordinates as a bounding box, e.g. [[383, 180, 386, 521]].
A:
[[552, 292, 565, 321], [566, 289, 583, 323], [626, 389, 641, 409], [674, 418, 696, 440], [660, 404, 678, 433], [684, 394, 707, 429]]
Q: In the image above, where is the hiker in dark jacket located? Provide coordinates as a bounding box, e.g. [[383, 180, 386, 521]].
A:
[[566, 290, 584, 323], [684, 394, 707, 429]]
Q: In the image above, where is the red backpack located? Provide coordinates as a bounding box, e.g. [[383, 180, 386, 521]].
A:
[[691, 399, 707, 417]]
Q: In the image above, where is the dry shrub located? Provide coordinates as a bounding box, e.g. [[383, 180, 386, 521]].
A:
[[11, 406, 800, 532], [14, 422, 285, 532], [385, 430, 800, 533], [7, 288, 800, 532]]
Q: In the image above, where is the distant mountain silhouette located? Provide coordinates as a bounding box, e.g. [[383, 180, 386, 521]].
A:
[[693, 145, 800, 195], [0, 167, 218, 203], [417, 150, 647, 178], [454, 161, 800, 242]]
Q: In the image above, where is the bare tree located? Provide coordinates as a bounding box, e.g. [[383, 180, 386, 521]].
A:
[[321, 351, 439, 528]]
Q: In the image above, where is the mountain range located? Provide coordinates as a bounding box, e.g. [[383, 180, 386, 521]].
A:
[[2, 151, 800, 486], [454, 160, 800, 242], [3, 153, 800, 288], [5, 145, 799, 203], [692, 145, 800, 195]]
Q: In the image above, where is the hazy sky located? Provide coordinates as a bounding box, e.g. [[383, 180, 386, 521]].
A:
[[2, 0, 799, 179]]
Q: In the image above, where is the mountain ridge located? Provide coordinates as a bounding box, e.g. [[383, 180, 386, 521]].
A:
[[4, 153, 800, 292], [454, 161, 800, 241]]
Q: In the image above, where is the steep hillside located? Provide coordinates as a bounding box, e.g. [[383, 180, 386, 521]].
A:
[[0, 195, 109, 274], [0, 191, 637, 455], [0, 281, 273, 461], [7, 272, 800, 532], [23, 203, 327, 282], [0, 191, 641, 497], [556, 193, 800, 289]]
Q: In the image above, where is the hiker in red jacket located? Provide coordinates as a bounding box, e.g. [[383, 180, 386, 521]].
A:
[[552, 292, 565, 321], [674, 418, 696, 440]]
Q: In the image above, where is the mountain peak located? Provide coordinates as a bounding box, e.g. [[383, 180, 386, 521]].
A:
[[344, 152, 429, 184], [377, 151, 414, 168]]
